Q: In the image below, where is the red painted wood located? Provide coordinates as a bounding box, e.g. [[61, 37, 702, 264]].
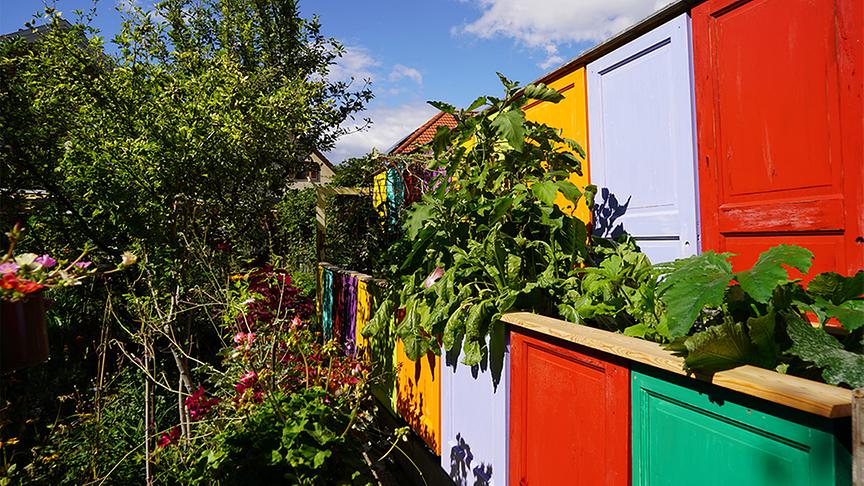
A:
[[693, 0, 864, 276], [509, 329, 630, 486]]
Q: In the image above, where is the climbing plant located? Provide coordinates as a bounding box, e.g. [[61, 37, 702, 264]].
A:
[[364, 74, 595, 371]]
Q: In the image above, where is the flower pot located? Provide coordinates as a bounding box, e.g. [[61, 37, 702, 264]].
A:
[[1, 294, 49, 372]]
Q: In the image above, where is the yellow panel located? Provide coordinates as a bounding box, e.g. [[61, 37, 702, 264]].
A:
[[524, 67, 591, 223], [354, 280, 372, 362], [316, 264, 323, 322], [396, 342, 441, 454], [372, 171, 388, 222]]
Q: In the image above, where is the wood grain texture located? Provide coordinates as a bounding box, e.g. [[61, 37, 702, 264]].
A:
[[854, 389, 863, 486], [500, 312, 852, 418]]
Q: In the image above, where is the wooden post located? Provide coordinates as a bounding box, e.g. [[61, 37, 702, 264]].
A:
[[854, 388, 863, 486]]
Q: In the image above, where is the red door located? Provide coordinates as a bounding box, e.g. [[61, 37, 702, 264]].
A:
[[509, 329, 629, 486], [693, 0, 864, 275]]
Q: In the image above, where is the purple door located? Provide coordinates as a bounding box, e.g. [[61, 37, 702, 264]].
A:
[[587, 13, 700, 263], [440, 333, 509, 486]]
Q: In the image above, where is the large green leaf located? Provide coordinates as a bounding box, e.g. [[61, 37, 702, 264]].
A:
[[531, 180, 558, 207], [658, 252, 734, 337], [442, 304, 468, 351], [808, 271, 864, 304], [787, 314, 864, 388], [735, 245, 813, 303], [491, 109, 525, 152], [465, 299, 494, 340], [397, 302, 427, 361], [812, 297, 864, 331], [554, 180, 582, 206], [404, 203, 434, 240], [747, 310, 780, 369], [680, 319, 753, 374], [522, 83, 564, 103], [361, 298, 394, 338]]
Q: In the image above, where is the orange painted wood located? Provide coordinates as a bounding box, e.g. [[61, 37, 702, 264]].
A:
[[509, 328, 630, 486], [693, 0, 864, 275], [396, 341, 441, 454]]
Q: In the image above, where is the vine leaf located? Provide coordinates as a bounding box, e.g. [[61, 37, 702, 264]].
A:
[[658, 252, 734, 337], [362, 297, 394, 338], [787, 314, 864, 388], [404, 204, 434, 240], [554, 180, 582, 206], [735, 245, 813, 303], [746, 310, 780, 369], [808, 270, 863, 304], [491, 109, 525, 152]]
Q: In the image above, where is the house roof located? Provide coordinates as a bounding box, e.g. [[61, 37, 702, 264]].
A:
[[0, 19, 73, 43], [312, 148, 335, 172], [389, 112, 458, 155]]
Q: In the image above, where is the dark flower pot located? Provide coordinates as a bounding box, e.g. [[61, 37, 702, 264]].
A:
[[1, 294, 49, 372]]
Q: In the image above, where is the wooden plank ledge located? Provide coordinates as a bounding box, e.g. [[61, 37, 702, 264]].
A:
[[501, 312, 852, 419]]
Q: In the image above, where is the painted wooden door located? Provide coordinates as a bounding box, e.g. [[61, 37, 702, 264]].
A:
[[632, 365, 851, 486], [587, 14, 700, 264], [509, 329, 629, 486], [693, 0, 864, 275], [524, 67, 591, 222], [440, 332, 508, 486], [396, 342, 441, 454]]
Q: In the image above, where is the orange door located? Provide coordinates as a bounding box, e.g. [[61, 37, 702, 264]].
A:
[[396, 342, 441, 454], [693, 0, 864, 275], [524, 67, 591, 222]]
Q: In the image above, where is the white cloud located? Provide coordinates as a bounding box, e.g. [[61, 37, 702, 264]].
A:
[[326, 102, 438, 163], [328, 46, 381, 84], [460, 0, 673, 47], [538, 44, 564, 69], [388, 64, 423, 85]]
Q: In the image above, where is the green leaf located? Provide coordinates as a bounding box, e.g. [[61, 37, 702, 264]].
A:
[[489, 321, 506, 387], [554, 180, 582, 206], [658, 252, 734, 337], [491, 109, 526, 152], [397, 302, 427, 361], [466, 96, 488, 112], [523, 83, 564, 103], [808, 271, 864, 304], [465, 299, 494, 340], [735, 245, 814, 303], [787, 314, 864, 388], [583, 184, 597, 209], [404, 203, 434, 240], [362, 298, 394, 338], [680, 319, 753, 374], [531, 180, 559, 206], [747, 310, 780, 369], [812, 297, 864, 331], [427, 100, 455, 114], [462, 339, 482, 366], [443, 304, 468, 351]]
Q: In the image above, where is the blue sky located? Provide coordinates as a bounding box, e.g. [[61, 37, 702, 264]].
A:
[[0, 0, 670, 163]]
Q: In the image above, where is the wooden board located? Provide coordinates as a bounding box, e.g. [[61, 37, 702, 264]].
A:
[[501, 312, 852, 418], [509, 328, 629, 485], [693, 0, 864, 275], [587, 13, 700, 263]]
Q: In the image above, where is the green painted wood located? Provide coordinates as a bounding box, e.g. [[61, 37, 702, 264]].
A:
[[632, 364, 851, 486]]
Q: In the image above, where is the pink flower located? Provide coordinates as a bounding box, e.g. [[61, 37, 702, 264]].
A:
[[34, 255, 56, 268], [184, 385, 219, 421], [232, 331, 256, 350], [73, 261, 92, 269], [289, 316, 302, 331], [157, 426, 181, 448], [0, 262, 19, 274], [423, 266, 445, 289]]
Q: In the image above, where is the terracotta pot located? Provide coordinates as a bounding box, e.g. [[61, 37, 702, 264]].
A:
[[1, 294, 49, 372]]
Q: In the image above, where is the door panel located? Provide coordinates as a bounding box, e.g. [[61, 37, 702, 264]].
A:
[[693, 0, 863, 274], [509, 329, 629, 486], [440, 336, 509, 485], [632, 366, 850, 486], [524, 68, 591, 222], [587, 14, 700, 263], [396, 342, 441, 454]]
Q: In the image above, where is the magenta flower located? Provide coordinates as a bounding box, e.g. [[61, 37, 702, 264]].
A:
[[73, 261, 92, 268], [423, 266, 445, 289], [0, 262, 19, 274], [34, 254, 57, 268], [184, 385, 219, 421]]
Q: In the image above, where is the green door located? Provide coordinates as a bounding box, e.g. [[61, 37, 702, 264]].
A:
[[632, 365, 850, 486]]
